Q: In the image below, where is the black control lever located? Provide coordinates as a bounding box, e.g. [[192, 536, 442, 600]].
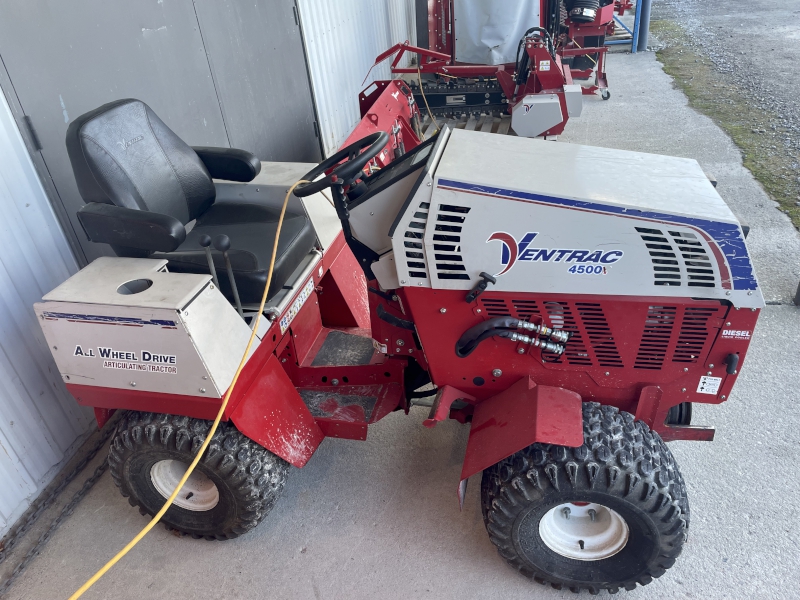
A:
[[213, 234, 244, 318], [465, 272, 497, 303], [198, 234, 220, 289]]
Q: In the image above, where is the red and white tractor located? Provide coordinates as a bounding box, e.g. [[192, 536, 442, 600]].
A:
[[35, 98, 761, 593]]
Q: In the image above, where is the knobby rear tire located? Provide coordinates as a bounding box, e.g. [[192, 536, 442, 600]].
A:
[[109, 411, 288, 540]]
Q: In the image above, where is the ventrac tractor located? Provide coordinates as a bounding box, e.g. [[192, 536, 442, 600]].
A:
[[36, 98, 761, 593]]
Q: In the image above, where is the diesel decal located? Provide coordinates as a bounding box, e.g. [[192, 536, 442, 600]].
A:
[[487, 231, 624, 276], [721, 329, 751, 340]]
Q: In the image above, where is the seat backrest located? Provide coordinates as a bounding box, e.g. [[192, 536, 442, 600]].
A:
[[66, 99, 215, 224]]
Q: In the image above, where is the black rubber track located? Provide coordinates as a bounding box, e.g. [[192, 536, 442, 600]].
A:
[[108, 411, 289, 540], [481, 402, 689, 594]]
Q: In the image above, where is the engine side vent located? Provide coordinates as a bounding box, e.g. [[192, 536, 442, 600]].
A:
[[576, 303, 623, 368], [672, 306, 718, 363], [433, 204, 471, 280], [512, 299, 541, 320], [477, 298, 622, 368], [481, 298, 510, 317], [636, 227, 719, 288], [634, 305, 677, 369], [635, 227, 681, 286], [403, 201, 431, 279], [542, 301, 591, 366], [670, 231, 716, 288]]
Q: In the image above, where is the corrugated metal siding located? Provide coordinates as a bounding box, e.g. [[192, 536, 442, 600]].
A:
[[297, 0, 417, 156], [0, 89, 92, 537]]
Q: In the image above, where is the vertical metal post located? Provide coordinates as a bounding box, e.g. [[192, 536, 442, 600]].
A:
[[636, 0, 652, 52], [631, 0, 642, 54]]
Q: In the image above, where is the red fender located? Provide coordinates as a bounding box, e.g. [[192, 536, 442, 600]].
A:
[[230, 354, 324, 468], [460, 377, 584, 483]]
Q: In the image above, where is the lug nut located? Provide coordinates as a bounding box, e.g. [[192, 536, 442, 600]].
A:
[[588, 509, 596, 522], [562, 507, 571, 520]]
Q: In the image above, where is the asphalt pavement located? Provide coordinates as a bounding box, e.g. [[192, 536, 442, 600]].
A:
[[4, 45, 800, 600]]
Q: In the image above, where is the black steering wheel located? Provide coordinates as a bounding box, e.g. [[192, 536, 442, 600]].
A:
[[294, 131, 389, 198]]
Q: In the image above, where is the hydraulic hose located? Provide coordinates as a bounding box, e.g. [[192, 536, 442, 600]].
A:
[[455, 316, 569, 358], [68, 180, 310, 599]]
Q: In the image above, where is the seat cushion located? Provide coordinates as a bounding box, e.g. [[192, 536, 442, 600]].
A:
[[153, 202, 316, 304], [66, 99, 215, 222]]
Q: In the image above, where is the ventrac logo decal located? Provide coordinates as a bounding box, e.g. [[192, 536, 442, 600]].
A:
[[117, 135, 143, 151], [487, 232, 624, 276]]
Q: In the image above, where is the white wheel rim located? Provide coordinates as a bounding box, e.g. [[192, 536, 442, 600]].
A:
[[150, 459, 219, 512], [539, 502, 629, 561]]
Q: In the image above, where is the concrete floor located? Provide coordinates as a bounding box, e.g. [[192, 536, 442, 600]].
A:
[[5, 49, 800, 600]]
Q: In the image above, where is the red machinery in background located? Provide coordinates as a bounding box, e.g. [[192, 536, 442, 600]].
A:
[[367, 29, 582, 139], [424, 0, 617, 101], [549, 0, 617, 99], [339, 79, 424, 170]]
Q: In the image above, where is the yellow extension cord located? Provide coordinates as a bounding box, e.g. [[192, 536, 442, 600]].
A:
[[69, 179, 310, 600], [417, 64, 439, 136]]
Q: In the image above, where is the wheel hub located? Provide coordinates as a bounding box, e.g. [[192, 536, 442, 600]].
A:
[[538, 502, 629, 561], [150, 459, 219, 511]]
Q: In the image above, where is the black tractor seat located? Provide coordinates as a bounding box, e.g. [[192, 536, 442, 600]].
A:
[[66, 98, 316, 304]]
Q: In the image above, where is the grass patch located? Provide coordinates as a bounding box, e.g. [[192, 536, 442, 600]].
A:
[[651, 20, 800, 229]]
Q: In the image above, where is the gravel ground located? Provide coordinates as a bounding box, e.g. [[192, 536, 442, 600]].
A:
[[651, 0, 800, 228], [654, 0, 799, 144], [3, 44, 800, 600]]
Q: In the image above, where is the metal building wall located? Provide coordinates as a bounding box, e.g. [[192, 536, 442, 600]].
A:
[[0, 89, 92, 537], [297, 0, 417, 157]]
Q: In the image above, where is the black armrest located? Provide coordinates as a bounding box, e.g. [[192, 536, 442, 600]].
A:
[[77, 203, 186, 252], [192, 146, 261, 182]]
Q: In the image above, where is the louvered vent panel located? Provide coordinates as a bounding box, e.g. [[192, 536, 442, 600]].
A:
[[576, 303, 623, 368], [636, 227, 681, 286], [512, 299, 541, 320], [403, 201, 430, 279], [634, 306, 677, 369], [672, 306, 719, 363], [476, 298, 622, 368], [542, 301, 591, 365], [636, 227, 719, 288], [433, 204, 471, 280], [480, 298, 510, 317], [670, 230, 716, 288]]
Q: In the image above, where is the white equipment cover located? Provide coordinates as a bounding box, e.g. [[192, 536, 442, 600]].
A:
[[454, 0, 541, 65]]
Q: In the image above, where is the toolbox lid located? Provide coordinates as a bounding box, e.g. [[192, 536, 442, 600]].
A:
[[43, 257, 211, 310]]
